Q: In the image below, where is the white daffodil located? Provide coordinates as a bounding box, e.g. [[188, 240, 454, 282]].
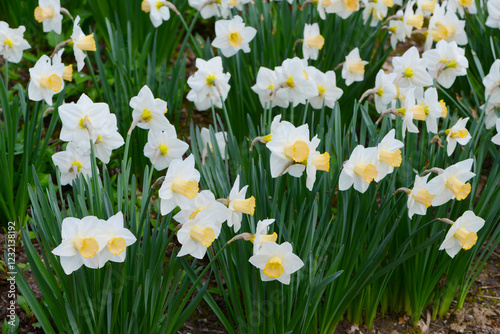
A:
[[341, 48, 368, 86], [141, 0, 171, 27], [200, 127, 227, 161], [423, 40, 468, 88], [493, 118, 500, 145], [274, 58, 317, 107], [59, 93, 112, 143], [158, 155, 200, 215], [266, 123, 314, 178], [0, 22, 31, 63], [374, 129, 404, 181], [229, 0, 251, 10], [212, 15, 257, 58], [144, 128, 189, 170], [403, 1, 424, 31], [177, 212, 221, 259], [249, 241, 304, 285], [446, 0, 477, 17], [52, 216, 107, 275], [362, 0, 389, 26], [427, 158, 475, 206], [483, 60, 500, 105], [481, 102, 499, 130], [372, 70, 398, 114], [445, 117, 471, 156], [325, 0, 360, 19], [250, 115, 295, 150], [407, 174, 435, 218], [399, 88, 420, 139], [316, 0, 332, 19], [402, 111, 419, 139], [174, 190, 228, 226], [251, 67, 289, 109], [71, 16, 97, 72], [418, 87, 442, 133], [339, 145, 379, 193], [387, 10, 412, 49], [52, 49, 73, 82], [425, 4, 467, 50], [416, 0, 437, 15], [226, 175, 255, 232], [252, 219, 278, 255], [188, 0, 230, 19], [439, 211, 485, 258], [130, 85, 171, 131], [28, 55, 64, 106], [302, 23, 325, 60], [92, 115, 124, 164], [34, 0, 63, 34], [308, 67, 343, 109], [305, 136, 330, 191], [97, 212, 137, 266], [486, 0, 500, 29], [186, 56, 231, 110], [392, 46, 433, 88], [51, 141, 93, 186]]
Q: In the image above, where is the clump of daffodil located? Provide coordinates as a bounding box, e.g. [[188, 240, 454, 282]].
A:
[[438, 211, 484, 258]]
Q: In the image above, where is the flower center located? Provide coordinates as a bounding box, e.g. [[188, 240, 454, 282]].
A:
[[40, 74, 63, 92], [34, 6, 55, 22], [107, 237, 127, 255], [409, 103, 426, 121], [228, 31, 243, 47], [77, 34, 97, 51], [156, 1, 164, 9], [454, 227, 477, 250], [445, 175, 471, 200], [158, 143, 168, 155], [264, 255, 284, 278], [458, 0, 473, 6], [190, 225, 215, 247], [412, 189, 435, 208], [312, 152, 330, 171], [376, 87, 384, 97], [189, 209, 203, 220], [422, 0, 436, 12], [206, 74, 216, 86], [262, 133, 273, 142], [171, 178, 199, 199], [445, 129, 468, 139], [73, 236, 99, 258], [353, 163, 378, 183], [306, 35, 325, 50], [284, 140, 309, 163], [286, 76, 295, 88], [379, 149, 402, 167], [232, 197, 256, 215], [403, 67, 414, 78], [4, 38, 13, 48], [69, 161, 82, 173], [318, 86, 326, 96], [445, 60, 457, 69], [349, 59, 365, 75], [141, 108, 153, 122]]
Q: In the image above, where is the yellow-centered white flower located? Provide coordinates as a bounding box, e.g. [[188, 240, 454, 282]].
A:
[[251, 67, 289, 109], [274, 58, 317, 107], [439, 211, 484, 258], [372, 70, 398, 114], [339, 145, 379, 193], [174, 190, 228, 226], [423, 40, 468, 89], [0, 21, 31, 63], [97, 212, 137, 266], [251, 219, 278, 255], [305, 136, 330, 191], [144, 127, 189, 171], [130, 85, 171, 131], [71, 16, 97, 72], [445, 117, 471, 156], [177, 212, 221, 259], [141, 0, 171, 28], [425, 4, 467, 51], [188, 0, 230, 19], [52, 49, 73, 82], [392, 46, 433, 88], [212, 15, 257, 58], [28, 55, 64, 105], [342, 48, 368, 86], [34, 0, 63, 34], [374, 129, 404, 181], [227, 175, 256, 232], [407, 174, 435, 218], [51, 141, 93, 186], [302, 23, 325, 61], [308, 67, 343, 109], [325, 0, 360, 19]]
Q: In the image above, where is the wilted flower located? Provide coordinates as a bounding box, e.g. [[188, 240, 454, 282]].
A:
[[445, 117, 471, 156], [439, 211, 484, 258], [212, 15, 257, 58]]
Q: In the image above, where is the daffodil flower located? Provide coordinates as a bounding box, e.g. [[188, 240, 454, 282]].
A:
[[374, 129, 404, 181], [141, 0, 171, 28], [174, 190, 228, 226], [492, 118, 500, 145], [387, 10, 412, 49], [362, 0, 389, 27], [98, 212, 137, 266], [426, 158, 475, 206], [302, 23, 325, 60], [177, 213, 221, 259], [305, 136, 330, 190], [250, 115, 295, 150], [274, 58, 317, 107], [417, 0, 437, 15], [212, 15, 257, 58], [252, 219, 278, 255], [51, 141, 93, 186], [486, 1, 500, 29], [308, 67, 343, 109], [251, 67, 289, 109], [446, 0, 477, 17], [52, 216, 107, 274], [144, 128, 189, 171], [403, 2, 424, 30], [482, 60, 500, 105], [361, 70, 397, 114], [28, 55, 64, 106], [342, 48, 368, 86], [129, 85, 171, 132], [325, 0, 360, 19], [249, 241, 304, 285], [188, 0, 230, 19], [159, 155, 201, 215], [34, 0, 63, 34], [425, 4, 467, 51], [397, 174, 436, 218], [226, 175, 255, 232], [0, 22, 31, 63], [392, 46, 433, 88], [339, 145, 379, 193], [423, 40, 468, 89], [445, 117, 471, 156], [71, 16, 97, 72], [439, 211, 485, 258], [52, 49, 73, 82]]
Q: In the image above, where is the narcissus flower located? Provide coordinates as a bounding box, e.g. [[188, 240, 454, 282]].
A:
[[226, 175, 255, 232], [325, 0, 360, 19], [486, 0, 500, 29], [302, 23, 325, 60], [249, 241, 304, 285], [34, 0, 63, 34], [186, 56, 231, 110], [425, 5, 467, 50], [392, 46, 433, 88], [427, 158, 475, 206], [483, 60, 500, 105], [159, 155, 200, 215], [251, 67, 289, 109], [492, 118, 500, 145], [52, 216, 107, 274], [71, 16, 96, 72], [339, 145, 379, 193], [0, 22, 31, 63], [141, 0, 171, 27], [374, 129, 404, 181], [28, 55, 64, 106], [90, 115, 125, 164], [274, 58, 317, 107], [252, 219, 278, 254], [362, 0, 389, 26], [387, 10, 412, 49], [446, 0, 477, 17], [308, 67, 343, 109], [98, 212, 137, 266], [52, 49, 73, 82], [403, 2, 424, 30], [439, 211, 485, 258], [423, 40, 468, 89], [341, 48, 368, 86], [130, 85, 171, 131], [445, 117, 471, 156], [371, 70, 398, 114], [144, 128, 189, 170], [188, 0, 230, 19], [174, 190, 228, 226], [176, 213, 221, 259], [51, 141, 93, 186], [305, 137, 330, 190], [407, 174, 435, 218], [200, 127, 227, 161], [212, 15, 257, 58]]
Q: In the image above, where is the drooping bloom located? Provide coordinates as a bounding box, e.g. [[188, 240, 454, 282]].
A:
[[97, 212, 137, 266], [0, 22, 31, 63], [144, 127, 189, 170], [28, 55, 64, 106], [308, 67, 343, 109], [392, 46, 433, 88], [439, 211, 485, 258], [34, 0, 63, 34], [174, 190, 228, 226], [445, 117, 471, 156], [341, 48, 368, 86], [130, 85, 171, 131], [141, 0, 171, 27], [71, 16, 97, 71], [186, 56, 231, 110], [212, 15, 257, 58], [407, 174, 435, 218], [249, 241, 304, 285], [158, 155, 200, 215], [51, 141, 93, 186], [427, 158, 475, 206], [226, 175, 255, 232], [423, 40, 468, 89], [302, 23, 325, 61], [374, 129, 404, 181], [52, 216, 107, 275], [339, 145, 379, 193], [176, 212, 221, 259]]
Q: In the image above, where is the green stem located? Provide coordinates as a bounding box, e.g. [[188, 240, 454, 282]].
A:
[[177, 11, 200, 58]]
